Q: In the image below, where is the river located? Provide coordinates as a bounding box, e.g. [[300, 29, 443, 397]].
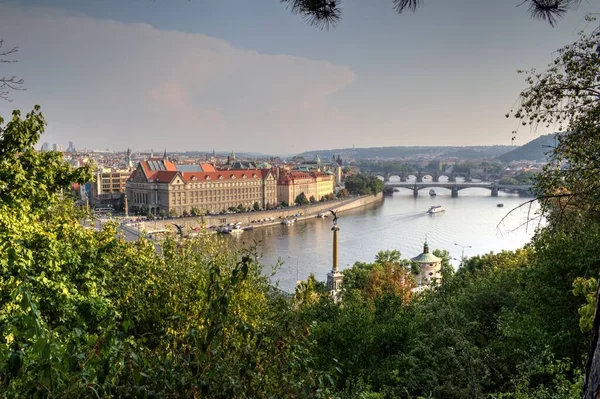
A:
[[229, 184, 541, 293]]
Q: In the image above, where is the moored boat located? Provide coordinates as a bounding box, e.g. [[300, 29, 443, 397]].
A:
[[429, 189, 437, 197], [497, 203, 504, 208]]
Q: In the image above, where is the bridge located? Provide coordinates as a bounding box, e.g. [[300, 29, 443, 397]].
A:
[[369, 168, 505, 183], [384, 182, 533, 197]]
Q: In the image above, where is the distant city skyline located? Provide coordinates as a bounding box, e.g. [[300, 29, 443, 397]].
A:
[[1, 0, 597, 153]]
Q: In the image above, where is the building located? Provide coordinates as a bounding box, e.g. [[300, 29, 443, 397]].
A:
[[89, 167, 133, 208], [410, 241, 442, 290], [277, 171, 335, 205], [52, 143, 62, 152], [126, 159, 277, 216], [41, 142, 50, 152]]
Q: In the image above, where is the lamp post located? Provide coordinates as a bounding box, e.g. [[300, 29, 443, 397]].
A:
[[454, 243, 472, 262]]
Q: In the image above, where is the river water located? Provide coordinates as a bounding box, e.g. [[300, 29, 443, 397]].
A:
[[228, 182, 542, 293]]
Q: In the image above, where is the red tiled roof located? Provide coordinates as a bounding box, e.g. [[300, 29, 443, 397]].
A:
[[181, 169, 266, 183], [152, 171, 180, 183]]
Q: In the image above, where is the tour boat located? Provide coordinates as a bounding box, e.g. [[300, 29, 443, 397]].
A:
[[427, 205, 445, 215], [429, 189, 437, 197], [497, 203, 504, 208]]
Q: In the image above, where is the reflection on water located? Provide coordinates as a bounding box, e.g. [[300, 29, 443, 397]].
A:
[[229, 187, 541, 292]]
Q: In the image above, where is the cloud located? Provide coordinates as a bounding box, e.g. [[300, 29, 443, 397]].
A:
[[0, 3, 356, 153]]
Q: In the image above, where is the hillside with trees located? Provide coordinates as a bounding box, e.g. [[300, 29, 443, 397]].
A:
[[497, 134, 558, 162]]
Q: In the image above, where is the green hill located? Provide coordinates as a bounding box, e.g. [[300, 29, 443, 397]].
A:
[[497, 134, 558, 162]]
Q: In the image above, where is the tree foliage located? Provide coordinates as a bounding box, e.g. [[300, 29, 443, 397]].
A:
[[281, 0, 583, 29], [344, 174, 384, 196], [295, 192, 309, 206], [0, 107, 334, 398]]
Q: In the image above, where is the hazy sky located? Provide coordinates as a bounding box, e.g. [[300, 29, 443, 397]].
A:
[[0, 0, 597, 154]]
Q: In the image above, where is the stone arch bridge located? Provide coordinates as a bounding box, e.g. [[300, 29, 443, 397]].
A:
[[371, 169, 503, 183], [384, 182, 533, 198]]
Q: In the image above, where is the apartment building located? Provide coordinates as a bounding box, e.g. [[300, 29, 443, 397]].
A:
[[89, 167, 133, 207]]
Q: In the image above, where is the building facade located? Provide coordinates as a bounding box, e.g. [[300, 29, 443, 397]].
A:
[[89, 167, 133, 208], [277, 171, 335, 205], [126, 159, 277, 216]]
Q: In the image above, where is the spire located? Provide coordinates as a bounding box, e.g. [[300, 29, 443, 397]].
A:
[[423, 237, 429, 254], [163, 148, 167, 160]]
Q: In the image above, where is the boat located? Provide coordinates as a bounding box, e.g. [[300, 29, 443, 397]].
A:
[[281, 218, 295, 225], [429, 189, 437, 197], [316, 212, 327, 218], [497, 203, 504, 208], [427, 205, 445, 215]]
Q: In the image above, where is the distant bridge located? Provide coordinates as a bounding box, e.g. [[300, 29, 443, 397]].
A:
[[384, 182, 533, 197], [369, 169, 505, 183]]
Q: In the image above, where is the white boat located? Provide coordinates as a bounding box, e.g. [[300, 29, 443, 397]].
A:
[[427, 205, 445, 214], [281, 218, 295, 225], [316, 212, 327, 218], [429, 189, 437, 197]]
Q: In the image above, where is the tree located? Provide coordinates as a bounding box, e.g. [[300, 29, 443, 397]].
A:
[[295, 192, 309, 206], [190, 207, 200, 216], [146, 211, 154, 220], [507, 29, 600, 225], [253, 201, 260, 211], [336, 188, 349, 199], [159, 209, 167, 218], [0, 106, 335, 397], [237, 203, 245, 212], [309, 195, 317, 204], [281, 0, 582, 29], [499, 176, 519, 185], [281, 200, 289, 207], [182, 209, 190, 217], [169, 208, 178, 217], [0, 40, 24, 101]]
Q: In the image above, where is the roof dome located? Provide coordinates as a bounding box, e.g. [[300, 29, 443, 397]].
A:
[[411, 241, 442, 263]]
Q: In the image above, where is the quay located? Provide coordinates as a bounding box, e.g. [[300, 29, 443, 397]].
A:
[[119, 193, 383, 238]]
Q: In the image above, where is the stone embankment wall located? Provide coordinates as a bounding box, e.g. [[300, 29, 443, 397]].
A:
[[143, 193, 383, 233]]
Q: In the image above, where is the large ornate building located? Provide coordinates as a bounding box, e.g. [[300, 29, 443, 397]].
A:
[[277, 171, 335, 205], [126, 158, 277, 216]]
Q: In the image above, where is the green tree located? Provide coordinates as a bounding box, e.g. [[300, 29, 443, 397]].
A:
[[281, 200, 289, 207], [0, 106, 335, 398], [295, 192, 309, 206], [309, 195, 317, 204], [336, 188, 349, 198], [159, 209, 167, 218], [169, 208, 178, 217], [182, 209, 190, 217], [253, 201, 260, 211], [190, 206, 200, 216]]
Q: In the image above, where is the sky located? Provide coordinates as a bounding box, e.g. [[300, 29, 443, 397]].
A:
[[0, 0, 597, 154]]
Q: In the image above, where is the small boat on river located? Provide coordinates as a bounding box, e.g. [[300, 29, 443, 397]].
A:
[[429, 189, 437, 197], [497, 203, 504, 208], [427, 205, 445, 215]]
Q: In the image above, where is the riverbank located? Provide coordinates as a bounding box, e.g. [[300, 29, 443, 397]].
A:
[[135, 193, 384, 235]]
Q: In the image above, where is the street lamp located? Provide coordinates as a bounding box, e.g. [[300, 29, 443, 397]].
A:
[[454, 243, 472, 261]]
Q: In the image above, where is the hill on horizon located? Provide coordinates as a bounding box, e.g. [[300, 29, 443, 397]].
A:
[[497, 134, 558, 162], [300, 145, 514, 161]]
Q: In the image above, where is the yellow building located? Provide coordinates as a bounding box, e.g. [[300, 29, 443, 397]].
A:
[[89, 167, 132, 207], [126, 159, 277, 216], [277, 171, 334, 205]]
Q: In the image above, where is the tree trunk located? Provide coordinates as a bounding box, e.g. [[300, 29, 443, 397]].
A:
[[584, 283, 600, 399]]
